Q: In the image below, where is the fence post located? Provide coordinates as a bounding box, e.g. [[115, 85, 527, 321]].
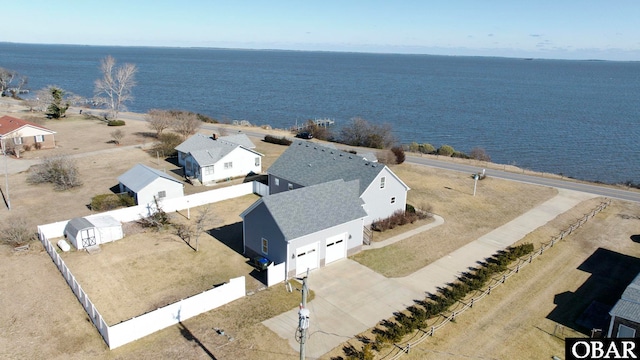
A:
[[488, 286, 491, 295], [470, 298, 474, 308], [529, 255, 533, 263], [502, 275, 506, 283], [550, 237, 555, 247], [430, 326, 434, 336], [516, 263, 520, 273]]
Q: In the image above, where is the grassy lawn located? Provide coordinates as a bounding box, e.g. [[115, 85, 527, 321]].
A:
[[351, 162, 558, 277]]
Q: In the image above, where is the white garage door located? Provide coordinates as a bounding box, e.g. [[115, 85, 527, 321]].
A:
[[296, 242, 318, 275], [325, 233, 346, 264]]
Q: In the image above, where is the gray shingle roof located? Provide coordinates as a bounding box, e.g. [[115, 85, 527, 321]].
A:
[[117, 164, 182, 193], [267, 141, 387, 195], [610, 273, 640, 323], [175, 133, 255, 154], [189, 144, 237, 167], [219, 133, 255, 149], [248, 179, 367, 240]]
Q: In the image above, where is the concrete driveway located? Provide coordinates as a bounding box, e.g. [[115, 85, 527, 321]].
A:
[[263, 259, 424, 359], [263, 188, 598, 359]]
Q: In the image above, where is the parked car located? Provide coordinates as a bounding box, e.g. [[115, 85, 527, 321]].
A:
[[296, 132, 313, 139]]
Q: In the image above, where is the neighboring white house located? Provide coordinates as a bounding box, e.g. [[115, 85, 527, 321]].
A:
[[241, 179, 367, 278], [175, 133, 263, 185], [267, 141, 410, 225], [64, 215, 124, 250], [0, 115, 56, 155], [118, 164, 184, 206]]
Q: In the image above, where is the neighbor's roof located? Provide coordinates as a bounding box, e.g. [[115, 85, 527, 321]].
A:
[[610, 272, 640, 323], [175, 132, 255, 154], [117, 163, 182, 192], [267, 141, 407, 195], [0, 115, 56, 136], [219, 133, 255, 149], [175, 133, 261, 166], [241, 179, 367, 241]]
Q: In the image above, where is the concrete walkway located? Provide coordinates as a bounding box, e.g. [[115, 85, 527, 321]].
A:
[[262, 188, 598, 359]]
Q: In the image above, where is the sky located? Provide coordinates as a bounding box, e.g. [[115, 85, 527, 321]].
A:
[[3, 1, 640, 61]]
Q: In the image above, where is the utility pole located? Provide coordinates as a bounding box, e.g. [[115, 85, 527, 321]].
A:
[[2, 139, 10, 210], [297, 269, 310, 360]]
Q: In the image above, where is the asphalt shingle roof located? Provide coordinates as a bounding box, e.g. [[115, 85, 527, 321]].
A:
[[610, 273, 640, 323], [175, 133, 255, 154], [267, 141, 386, 195], [117, 164, 182, 193], [252, 179, 367, 240], [0, 115, 56, 136]]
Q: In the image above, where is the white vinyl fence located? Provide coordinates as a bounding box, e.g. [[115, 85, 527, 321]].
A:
[[37, 182, 262, 349]]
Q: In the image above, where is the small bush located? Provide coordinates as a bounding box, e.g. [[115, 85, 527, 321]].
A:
[[264, 135, 292, 146], [91, 193, 135, 211], [391, 146, 405, 164], [420, 143, 435, 154], [107, 120, 126, 126], [27, 155, 82, 190], [437, 144, 455, 156], [1, 218, 36, 246], [153, 132, 182, 157]]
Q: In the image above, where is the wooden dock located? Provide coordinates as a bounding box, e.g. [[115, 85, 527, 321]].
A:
[[292, 118, 335, 130]]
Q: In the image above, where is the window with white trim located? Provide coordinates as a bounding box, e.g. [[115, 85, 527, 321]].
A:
[[204, 166, 214, 175], [261, 238, 268, 254], [13, 137, 22, 145], [274, 178, 280, 186], [255, 157, 260, 167], [288, 183, 293, 190], [35, 135, 45, 143], [224, 162, 233, 169], [157, 191, 166, 198], [380, 176, 386, 189]]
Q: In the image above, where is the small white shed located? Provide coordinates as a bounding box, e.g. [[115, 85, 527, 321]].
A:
[[65, 215, 124, 250]]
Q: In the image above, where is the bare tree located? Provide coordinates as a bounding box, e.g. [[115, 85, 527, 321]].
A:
[[171, 111, 202, 139], [24, 87, 53, 112], [146, 109, 173, 137], [0, 67, 16, 95], [94, 56, 137, 120], [470, 147, 491, 162], [339, 117, 396, 149], [110, 129, 125, 144], [174, 205, 214, 251]]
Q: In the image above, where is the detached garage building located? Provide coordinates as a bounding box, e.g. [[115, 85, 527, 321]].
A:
[[65, 215, 124, 250], [241, 179, 367, 278], [118, 164, 184, 206]]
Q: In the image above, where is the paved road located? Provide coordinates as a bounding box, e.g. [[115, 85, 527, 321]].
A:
[[405, 154, 640, 203]]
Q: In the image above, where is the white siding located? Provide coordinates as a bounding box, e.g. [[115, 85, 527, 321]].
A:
[[361, 167, 408, 225], [136, 178, 184, 206], [201, 147, 261, 184]]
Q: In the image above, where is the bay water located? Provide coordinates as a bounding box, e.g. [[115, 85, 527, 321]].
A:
[[1, 42, 638, 184]]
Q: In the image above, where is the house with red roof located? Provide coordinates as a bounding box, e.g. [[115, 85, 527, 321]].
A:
[[0, 115, 56, 155]]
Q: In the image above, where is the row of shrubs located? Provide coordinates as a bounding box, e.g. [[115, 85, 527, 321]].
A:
[[345, 243, 534, 357], [90, 193, 135, 211], [264, 135, 292, 146], [407, 142, 492, 162], [371, 204, 431, 232]]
